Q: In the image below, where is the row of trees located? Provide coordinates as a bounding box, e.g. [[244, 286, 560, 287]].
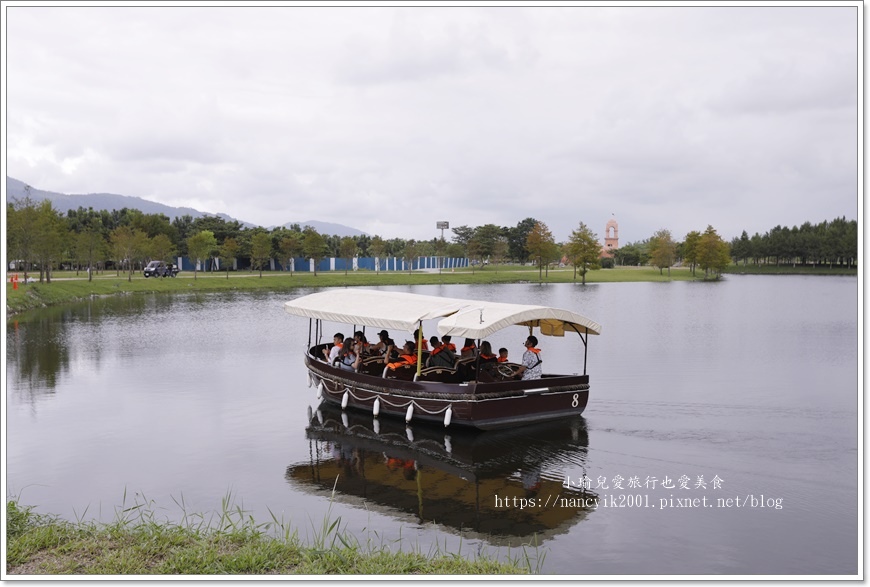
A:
[[6, 187, 858, 283], [609, 218, 858, 277], [6, 190, 561, 282], [729, 218, 857, 268]]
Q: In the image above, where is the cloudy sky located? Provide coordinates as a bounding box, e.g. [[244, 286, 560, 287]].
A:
[[3, 3, 860, 244]]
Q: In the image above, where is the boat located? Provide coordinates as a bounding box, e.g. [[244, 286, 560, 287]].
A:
[[283, 289, 602, 430], [285, 403, 597, 544]]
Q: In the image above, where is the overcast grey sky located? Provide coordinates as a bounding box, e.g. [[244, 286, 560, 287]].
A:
[[3, 3, 860, 244]]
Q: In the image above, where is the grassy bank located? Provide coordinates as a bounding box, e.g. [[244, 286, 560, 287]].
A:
[[6, 498, 530, 576], [5, 265, 696, 315], [7, 263, 854, 316], [721, 263, 858, 275]]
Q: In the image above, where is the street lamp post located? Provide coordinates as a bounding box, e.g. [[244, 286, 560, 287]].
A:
[[436, 221, 449, 274]]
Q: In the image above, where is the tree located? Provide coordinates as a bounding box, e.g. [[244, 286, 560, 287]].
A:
[[402, 240, 420, 274], [219, 237, 240, 279], [490, 236, 509, 273], [190, 215, 244, 244], [32, 200, 67, 283], [507, 217, 539, 263], [370, 236, 387, 274], [74, 226, 105, 281], [648, 228, 676, 277], [697, 225, 730, 279], [451, 225, 475, 249], [187, 230, 218, 280], [466, 237, 483, 274], [7, 193, 41, 282], [730, 231, 752, 266], [278, 232, 304, 274], [250, 231, 273, 277], [110, 226, 148, 282], [434, 237, 447, 273], [302, 229, 329, 276], [683, 231, 701, 276], [171, 214, 195, 256], [526, 221, 556, 281], [564, 222, 601, 284], [150, 233, 175, 263], [339, 236, 357, 276], [475, 224, 504, 259]]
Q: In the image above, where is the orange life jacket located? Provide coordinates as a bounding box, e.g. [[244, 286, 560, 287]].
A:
[[461, 344, 476, 353], [388, 353, 418, 370], [479, 353, 496, 361], [497, 356, 509, 363]]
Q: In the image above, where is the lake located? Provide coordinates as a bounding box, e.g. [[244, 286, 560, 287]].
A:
[[5, 276, 859, 576]]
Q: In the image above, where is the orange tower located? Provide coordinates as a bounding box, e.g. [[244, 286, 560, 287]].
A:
[[602, 218, 619, 257]]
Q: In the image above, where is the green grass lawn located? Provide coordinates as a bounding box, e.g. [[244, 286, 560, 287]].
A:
[[6, 265, 698, 315]]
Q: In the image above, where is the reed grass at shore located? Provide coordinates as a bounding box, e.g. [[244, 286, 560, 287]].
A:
[[6, 496, 532, 576]]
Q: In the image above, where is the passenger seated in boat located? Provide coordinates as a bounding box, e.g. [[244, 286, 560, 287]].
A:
[[353, 331, 371, 355], [336, 342, 358, 371], [460, 338, 477, 358], [387, 341, 418, 370], [322, 333, 345, 363], [498, 348, 509, 363], [373, 330, 397, 362], [515, 336, 543, 380], [441, 335, 456, 353], [426, 336, 456, 368], [414, 329, 429, 351], [477, 341, 497, 364]]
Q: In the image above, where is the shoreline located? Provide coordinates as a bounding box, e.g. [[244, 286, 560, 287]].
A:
[[5, 264, 856, 318], [6, 499, 531, 576]]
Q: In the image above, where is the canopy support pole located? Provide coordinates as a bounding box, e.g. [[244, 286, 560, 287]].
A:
[[568, 324, 589, 376], [416, 320, 424, 377]]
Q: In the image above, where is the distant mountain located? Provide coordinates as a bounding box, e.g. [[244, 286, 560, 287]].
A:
[[278, 220, 366, 238], [5, 177, 367, 237], [5, 176, 224, 223]]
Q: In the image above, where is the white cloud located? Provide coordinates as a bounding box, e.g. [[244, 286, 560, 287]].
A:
[[3, 3, 859, 243]]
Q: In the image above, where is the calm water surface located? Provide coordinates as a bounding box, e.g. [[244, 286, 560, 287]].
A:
[[5, 277, 858, 575]]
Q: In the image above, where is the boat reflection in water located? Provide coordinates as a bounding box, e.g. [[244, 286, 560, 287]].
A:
[[285, 403, 597, 545]]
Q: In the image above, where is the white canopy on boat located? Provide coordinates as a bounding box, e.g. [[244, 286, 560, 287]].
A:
[[283, 289, 601, 338]]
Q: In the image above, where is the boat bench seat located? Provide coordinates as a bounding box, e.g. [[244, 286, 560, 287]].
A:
[[415, 366, 462, 384], [383, 363, 417, 381], [357, 355, 387, 376]]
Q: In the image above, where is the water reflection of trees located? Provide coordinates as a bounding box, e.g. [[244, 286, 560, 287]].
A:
[[7, 294, 174, 402], [286, 404, 596, 546], [7, 310, 71, 400]]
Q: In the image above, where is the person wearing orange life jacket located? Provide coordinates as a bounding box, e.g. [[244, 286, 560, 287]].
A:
[[497, 348, 509, 363], [514, 336, 543, 380], [413, 329, 429, 352], [322, 333, 345, 363], [441, 335, 456, 353], [477, 340, 497, 364], [336, 341, 358, 371], [353, 331, 371, 356], [460, 338, 477, 359], [387, 341, 418, 370], [427, 336, 455, 368]]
